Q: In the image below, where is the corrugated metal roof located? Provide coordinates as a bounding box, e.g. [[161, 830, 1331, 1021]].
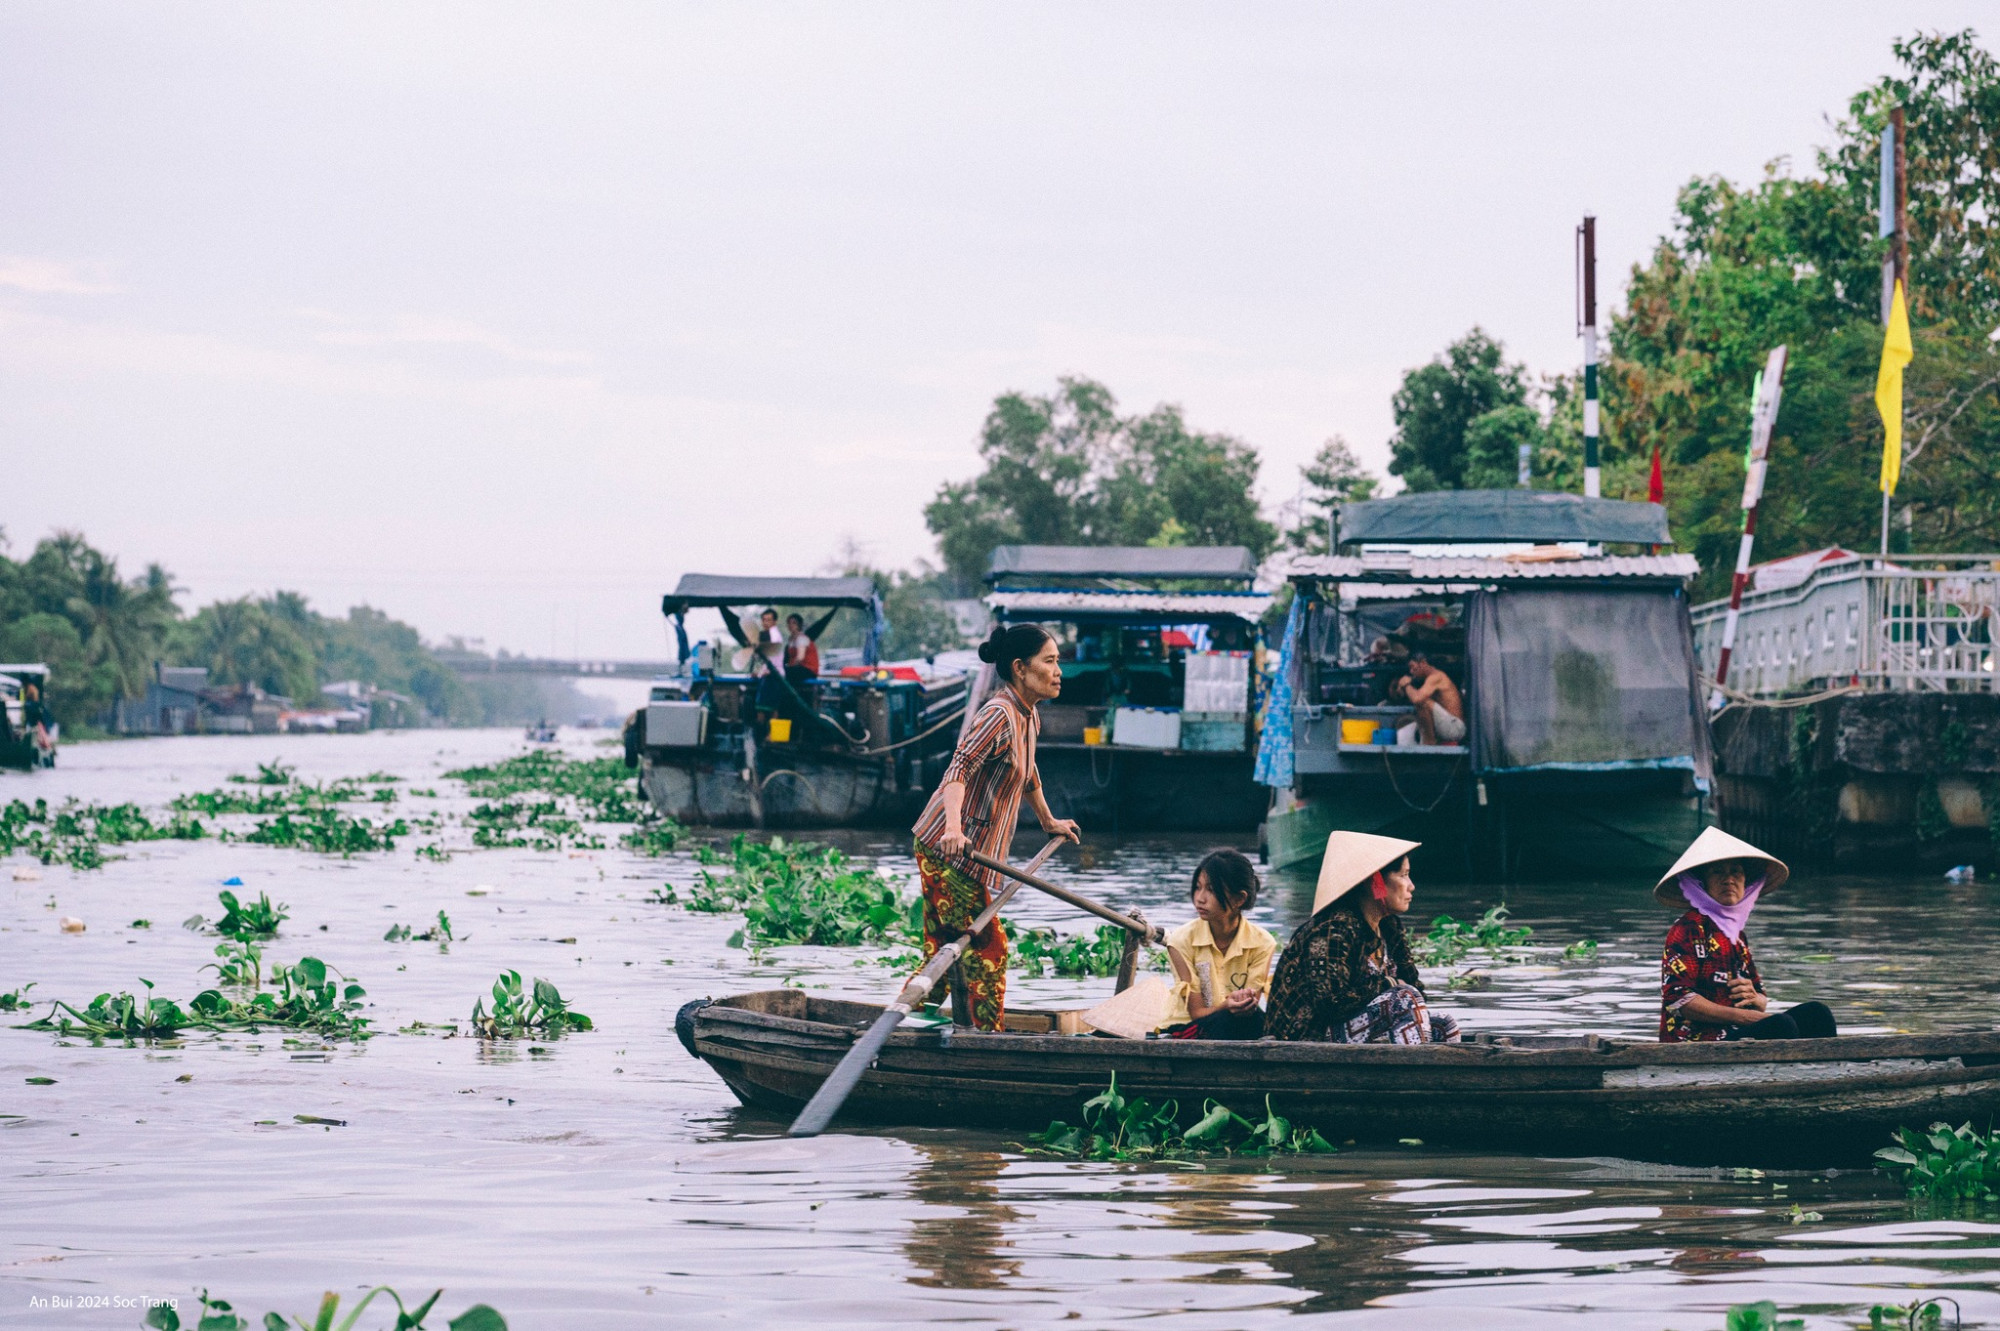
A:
[[986, 545, 1257, 582], [1335, 491, 1671, 545], [1286, 553, 1698, 583], [663, 574, 879, 612], [987, 590, 1273, 618]]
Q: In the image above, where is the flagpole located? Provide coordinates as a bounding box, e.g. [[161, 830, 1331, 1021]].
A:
[[1578, 214, 1600, 499], [1712, 348, 1788, 706]]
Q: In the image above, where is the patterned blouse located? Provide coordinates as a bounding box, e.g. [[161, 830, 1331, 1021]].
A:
[[1267, 901, 1425, 1042], [910, 687, 1041, 894], [1659, 907, 1765, 1042]]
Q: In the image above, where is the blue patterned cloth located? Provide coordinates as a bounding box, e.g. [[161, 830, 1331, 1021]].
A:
[[1253, 594, 1300, 789]]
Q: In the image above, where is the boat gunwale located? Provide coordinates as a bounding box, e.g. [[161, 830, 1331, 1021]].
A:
[[697, 990, 2000, 1070]]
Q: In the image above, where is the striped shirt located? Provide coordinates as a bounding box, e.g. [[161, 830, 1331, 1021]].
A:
[[911, 686, 1041, 893]]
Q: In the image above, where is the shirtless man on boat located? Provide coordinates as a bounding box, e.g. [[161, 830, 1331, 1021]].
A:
[[1393, 653, 1463, 745]]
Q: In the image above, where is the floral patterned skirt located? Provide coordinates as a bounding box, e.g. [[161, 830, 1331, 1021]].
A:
[[912, 839, 1008, 1031], [1332, 983, 1461, 1045]]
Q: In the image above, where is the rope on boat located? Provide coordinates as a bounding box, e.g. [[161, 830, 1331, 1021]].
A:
[[1702, 675, 1863, 714], [852, 706, 966, 756], [1382, 750, 1463, 814]]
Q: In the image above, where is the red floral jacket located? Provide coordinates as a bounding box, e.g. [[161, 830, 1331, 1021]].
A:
[[1660, 908, 1764, 1042]]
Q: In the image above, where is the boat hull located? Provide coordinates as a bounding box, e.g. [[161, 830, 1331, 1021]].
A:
[[1031, 744, 1266, 833], [688, 990, 2000, 1167], [640, 750, 937, 828], [1264, 768, 1709, 878]]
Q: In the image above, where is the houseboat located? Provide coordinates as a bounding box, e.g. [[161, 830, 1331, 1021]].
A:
[[1258, 491, 1714, 877], [977, 545, 1272, 831], [635, 575, 970, 828], [0, 663, 56, 770]]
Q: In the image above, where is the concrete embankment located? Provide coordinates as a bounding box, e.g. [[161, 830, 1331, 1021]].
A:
[[1713, 693, 2000, 871]]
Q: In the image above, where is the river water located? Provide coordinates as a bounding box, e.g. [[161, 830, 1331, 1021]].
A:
[[4, 730, 1997, 1330]]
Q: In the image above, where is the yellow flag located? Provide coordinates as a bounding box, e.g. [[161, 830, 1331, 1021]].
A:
[[1877, 279, 1914, 494]]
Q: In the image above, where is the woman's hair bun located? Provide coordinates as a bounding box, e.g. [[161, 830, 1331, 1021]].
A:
[[976, 627, 1007, 664]]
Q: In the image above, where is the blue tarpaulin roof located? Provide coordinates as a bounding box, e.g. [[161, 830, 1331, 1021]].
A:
[[1335, 491, 1670, 546]]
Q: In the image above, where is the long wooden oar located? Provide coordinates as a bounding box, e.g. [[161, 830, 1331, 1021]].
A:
[[787, 836, 1067, 1138], [966, 849, 1165, 945]]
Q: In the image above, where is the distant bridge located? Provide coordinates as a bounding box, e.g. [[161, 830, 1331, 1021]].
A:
[[434, 652, 677, 680]]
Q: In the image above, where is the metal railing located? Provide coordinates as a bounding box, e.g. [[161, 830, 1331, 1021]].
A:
[[1691, 554, 2000, 696]]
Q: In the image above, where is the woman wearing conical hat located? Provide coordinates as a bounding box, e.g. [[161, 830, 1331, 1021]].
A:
[[1656, 827, 1836, 1043], [1266, 832, 1461, 1044]]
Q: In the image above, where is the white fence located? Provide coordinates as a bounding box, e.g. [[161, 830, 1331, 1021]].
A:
[[1690, 555, 2000, 696]]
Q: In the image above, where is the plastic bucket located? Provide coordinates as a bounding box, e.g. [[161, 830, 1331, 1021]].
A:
[[1083, 727, 1104, 746], [767, 718, 793, 743], [1339, 718, 1377, 745]]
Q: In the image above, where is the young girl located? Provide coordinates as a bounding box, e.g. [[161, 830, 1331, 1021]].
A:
[[1163, 849, 1276, 1040]]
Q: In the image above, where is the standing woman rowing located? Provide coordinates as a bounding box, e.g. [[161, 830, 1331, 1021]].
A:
[[910, 624, 1080, 1030]]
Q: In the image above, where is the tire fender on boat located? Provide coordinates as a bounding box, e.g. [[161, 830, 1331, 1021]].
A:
[[675, 998, 714, 1061]]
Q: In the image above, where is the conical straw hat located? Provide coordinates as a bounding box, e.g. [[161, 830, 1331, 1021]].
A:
[[1081, 977, 1178, 1040], [1313, 830, 1422, 916], [1652, 825, 1789, 906]]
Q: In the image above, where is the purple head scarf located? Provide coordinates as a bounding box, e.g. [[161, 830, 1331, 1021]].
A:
[[1678, 871, 1764, 942]]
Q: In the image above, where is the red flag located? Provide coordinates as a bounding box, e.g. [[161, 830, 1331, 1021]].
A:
[[1648, 445, 1665, 504]]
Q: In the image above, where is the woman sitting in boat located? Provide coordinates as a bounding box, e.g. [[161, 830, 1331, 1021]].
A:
[[1266, 831, 1461, 1044], [1656, 827, 1837, 1042], [909, 623, 1079, 1031], [1162, 849, 1276, 1040]]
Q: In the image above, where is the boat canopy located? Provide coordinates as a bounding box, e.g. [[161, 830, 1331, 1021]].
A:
[[661, 575, 880, 614], [986, 545, 1257, 584], [1334, 491, 1670, 547], [660, 575, 884, 666], [1287, 552, 1697, 587], [988, 589, 1272, 623]]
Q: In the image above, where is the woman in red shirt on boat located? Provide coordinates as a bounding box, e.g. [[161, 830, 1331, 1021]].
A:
[[1656, 827, 1836, 1042], [909, 624, 1079, 1031]]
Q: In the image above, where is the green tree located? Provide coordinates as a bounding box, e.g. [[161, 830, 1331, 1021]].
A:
[[1284, 436, 1379, 554], [171, 598, 319, 701], [927, 377, 1277, 589], [1606, 28, 2000, 598], [1461, 405, 1547, 491], [1387, 329, 1531, 491]]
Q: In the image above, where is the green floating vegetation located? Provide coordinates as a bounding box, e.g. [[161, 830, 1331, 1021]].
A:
[[1, 797, 206, 869], [1877, 1121, 2000, 1202], [1009, 923, 1134, 978], [0, 983, 35, 1011], [23, 959, 372, 1042], [443, 750, 683, 854], [674, 834, 917, 948], [189, 889, 290, 940], [243, 807, 409, 855], [1722, 1304, 1803, 1331], [1024, 1074, 1337, 1162], [1864, 1299, 1954, 1331], [469, 971, 592, 1038], [145, 1286, 504, 1331], [204, 939, 264, 989], [1413, 905, 1533, 967], [386, 911, 454, 944]]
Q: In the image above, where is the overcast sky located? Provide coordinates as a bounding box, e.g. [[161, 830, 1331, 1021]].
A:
[[1, 4, 1985, 660]]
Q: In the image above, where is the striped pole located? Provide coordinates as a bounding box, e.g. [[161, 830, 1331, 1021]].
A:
[[1711, 345, 1789, 703], [1579, 214, 1600, 499]]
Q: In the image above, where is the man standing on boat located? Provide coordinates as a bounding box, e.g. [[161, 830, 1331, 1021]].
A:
[[910, 624, 1079, 1030], [1393, 653, 1464, 746]]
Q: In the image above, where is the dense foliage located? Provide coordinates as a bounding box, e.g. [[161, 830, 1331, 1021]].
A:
[[1023, 1073, 1338, 1161], [0, 529, 480, 729], [925, 376, 1279, 592]]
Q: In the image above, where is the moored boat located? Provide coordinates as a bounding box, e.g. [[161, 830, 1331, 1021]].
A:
[[636, 575, 970, 828], [0, 663, 57, 770], [979, 544, 1272, 832], [681, 989, 2000, 1167], [1259, 491, 1714, 878]]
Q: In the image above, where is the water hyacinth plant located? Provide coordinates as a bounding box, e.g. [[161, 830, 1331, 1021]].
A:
[[445, 749, 653, 824], [385, 911, 454, 944], [0, 983, 35, 1011], [243, 807, 409, 855], [1412, 904, 1533, 967], [1876, 1121, 2000, 1202], [144, 1285, 505, 1331], [1023, 1073, 1338, 1162], [1, 797, 206, 869], [683, 835, 917, 948], [469, 971, 592, 1038], [1009, 923, 1134, 978], [23, 959, 372, 1042]]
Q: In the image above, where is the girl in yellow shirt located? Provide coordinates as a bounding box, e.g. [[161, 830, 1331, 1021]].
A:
[[1164, 849, 1276, 1040]]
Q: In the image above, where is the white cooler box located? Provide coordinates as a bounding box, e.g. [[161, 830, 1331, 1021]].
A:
[[1110, 706, 1180, 749], [646, 701, 708, 748]]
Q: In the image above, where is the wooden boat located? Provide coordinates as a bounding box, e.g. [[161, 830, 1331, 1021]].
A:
[[681, 989, 2000, 1167], [1264, 492, 1714, 879], [980, 544, 1272, 833], [637, 575, 970, 828]]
